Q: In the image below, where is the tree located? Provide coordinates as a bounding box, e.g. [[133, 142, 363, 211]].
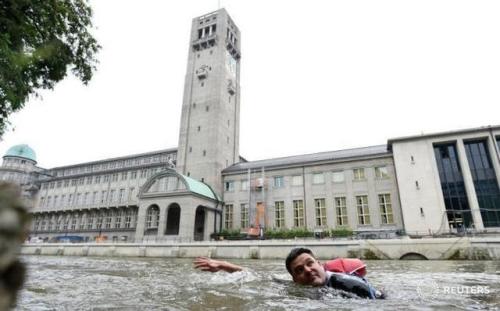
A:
[[0, 0, 100, 137]]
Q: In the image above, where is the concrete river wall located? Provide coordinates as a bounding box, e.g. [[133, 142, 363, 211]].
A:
[[21, 236, 500, 260]]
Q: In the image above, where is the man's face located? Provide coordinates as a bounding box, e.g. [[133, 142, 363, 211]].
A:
[[289, 253, 326, 286]]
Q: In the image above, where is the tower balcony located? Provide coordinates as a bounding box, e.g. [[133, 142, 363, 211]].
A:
[[192, 34, 217, 51], [225, 39, 241, 60]]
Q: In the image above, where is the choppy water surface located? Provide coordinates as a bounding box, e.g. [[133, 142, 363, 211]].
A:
[[16, 256, 500, 310]]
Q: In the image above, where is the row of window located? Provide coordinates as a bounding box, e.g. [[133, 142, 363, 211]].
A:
[[198, 13, 216, 25], [41, 167, 162, 190], [223, 194, 394, 229], [0, 172, 29, 183], [32, 209, 138, 232], [47, 154, 173, 177], [197, 24, 216, 39], [224, 166, 390, 192], [39, 187, 136, 208], [4, 158, 28, 164]]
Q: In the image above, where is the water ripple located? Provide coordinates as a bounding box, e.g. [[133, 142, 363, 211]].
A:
[[14, 256, 500, 311]]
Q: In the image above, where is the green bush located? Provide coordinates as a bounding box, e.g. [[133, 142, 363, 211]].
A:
[[214, 227, 352, 240], [264, 228, 314, 239], [329, 228, 353, 238], [218, 229, 242, 238]]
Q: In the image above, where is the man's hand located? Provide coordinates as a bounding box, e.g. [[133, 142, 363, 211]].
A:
[[193, 257, 243, 273]]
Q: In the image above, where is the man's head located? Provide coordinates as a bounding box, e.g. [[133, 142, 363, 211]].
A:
[[285, 248, 326, 286]]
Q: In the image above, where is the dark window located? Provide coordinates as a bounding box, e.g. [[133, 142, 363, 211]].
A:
[[434, 143, 473, 228], [464, 140, 500, 227], [166, 205, 181, 235], [206, 106, 209, 112]]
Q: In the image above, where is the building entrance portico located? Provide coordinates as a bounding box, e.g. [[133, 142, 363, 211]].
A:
[[135, 169, 220, 242]]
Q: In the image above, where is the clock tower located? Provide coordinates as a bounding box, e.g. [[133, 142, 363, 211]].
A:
[[176, 8, 241, 196]]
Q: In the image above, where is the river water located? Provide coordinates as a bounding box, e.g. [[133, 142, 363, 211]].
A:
[[16, 256, 500, 310]]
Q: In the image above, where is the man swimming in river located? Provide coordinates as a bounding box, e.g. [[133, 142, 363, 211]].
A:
[[194, 247, 384, 299]]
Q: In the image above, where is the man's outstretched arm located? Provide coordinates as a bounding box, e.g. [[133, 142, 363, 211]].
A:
[[193, 257, 243, 273]]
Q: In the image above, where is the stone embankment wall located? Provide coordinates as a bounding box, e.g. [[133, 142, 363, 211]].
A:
[[20, 237, 500, 260]]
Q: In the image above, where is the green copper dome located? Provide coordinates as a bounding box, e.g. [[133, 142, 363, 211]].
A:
[[4, 144, 37, 162]]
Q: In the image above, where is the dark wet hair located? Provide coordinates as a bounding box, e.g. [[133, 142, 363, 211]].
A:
[[285, 247, 314, 275]]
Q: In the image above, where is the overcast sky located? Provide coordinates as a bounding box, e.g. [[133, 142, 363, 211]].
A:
[[1, 0, 499, 168]]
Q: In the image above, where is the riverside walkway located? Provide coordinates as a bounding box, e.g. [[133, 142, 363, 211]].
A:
[[21, 236, 500, 260]]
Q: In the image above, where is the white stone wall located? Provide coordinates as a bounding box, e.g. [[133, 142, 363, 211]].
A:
[[392, 140, 446, 234]]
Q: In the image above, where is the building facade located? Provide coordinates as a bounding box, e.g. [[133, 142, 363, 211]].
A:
[[389, 127, 500, 235], [1, 9, 499, 242], [221, 146, 404, 238]]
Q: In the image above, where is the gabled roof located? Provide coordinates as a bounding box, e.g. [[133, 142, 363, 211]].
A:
[[224, 145, 390, 173]]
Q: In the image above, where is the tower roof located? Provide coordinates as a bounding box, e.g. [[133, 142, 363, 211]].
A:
[[4, 144, 37, 162]]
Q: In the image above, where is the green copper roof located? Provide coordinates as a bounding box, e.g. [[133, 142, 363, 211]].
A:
[[139, 169, 221, 201], [4, 144, 37, 162], [182, 175, 220, 201]]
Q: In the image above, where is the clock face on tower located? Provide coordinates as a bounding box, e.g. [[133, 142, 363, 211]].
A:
[[225, 51, 236, 78]]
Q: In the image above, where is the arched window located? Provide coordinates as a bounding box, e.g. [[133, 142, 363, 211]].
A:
[[146, 205, 160, 229], [166, 204, 181, 235]]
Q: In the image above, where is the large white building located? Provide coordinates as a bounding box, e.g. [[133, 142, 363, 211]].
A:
[[1, 9, 499, 242]]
